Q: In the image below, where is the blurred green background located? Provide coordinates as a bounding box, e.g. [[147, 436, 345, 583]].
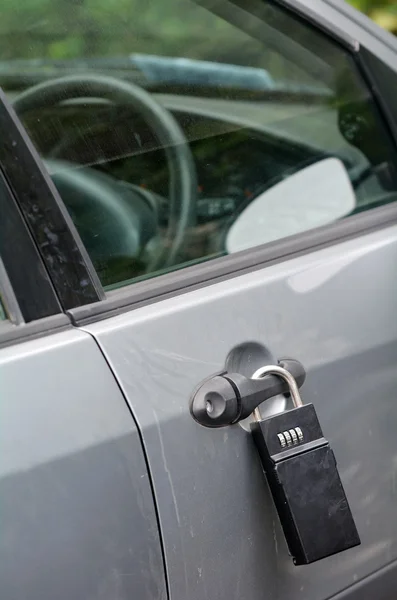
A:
[[349, 0, 397, 33], [0, 0, 395, 62]]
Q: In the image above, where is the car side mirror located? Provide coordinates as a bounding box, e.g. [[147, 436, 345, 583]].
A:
[[226, 158, 356, 254]]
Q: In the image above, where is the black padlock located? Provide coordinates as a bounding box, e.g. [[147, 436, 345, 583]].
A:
[[251, 365, 360, 565]]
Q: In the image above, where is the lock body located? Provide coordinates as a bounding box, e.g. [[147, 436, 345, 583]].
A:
[[252, 403, 360, 565]]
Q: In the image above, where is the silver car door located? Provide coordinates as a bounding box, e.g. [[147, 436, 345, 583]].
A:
[[0, 160, 166, 600]]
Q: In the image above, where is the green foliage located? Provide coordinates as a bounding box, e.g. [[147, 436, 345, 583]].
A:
[[348, 0, 397, 32], [349, 0, 395, 11], [0, 0, 394, 62]]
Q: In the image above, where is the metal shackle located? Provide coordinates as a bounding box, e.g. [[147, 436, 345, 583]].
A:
[[251, 364, 303, 421]]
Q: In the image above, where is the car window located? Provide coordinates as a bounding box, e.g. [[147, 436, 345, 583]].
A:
[[0, 298, 6, 321], [0, 255, 9, 321], [0, 261, 12, 322], [2, 0, 397, 290]]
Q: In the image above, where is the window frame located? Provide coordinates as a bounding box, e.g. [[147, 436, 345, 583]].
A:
[[0, 163, 72, 348], [2, 0, 397, 327], [0, 254, 23, 324], [0, 161, 61, 323], [0, 91, 104, 312], [0, 314, 71, 350]]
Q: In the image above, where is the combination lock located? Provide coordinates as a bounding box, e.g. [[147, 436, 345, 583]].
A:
[[251, 365, 360, 565]]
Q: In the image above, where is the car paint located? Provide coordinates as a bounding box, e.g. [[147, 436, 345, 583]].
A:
[[1, 1, 397, 599], [0, 329, 167, 600], [83, 224, 397, 600]]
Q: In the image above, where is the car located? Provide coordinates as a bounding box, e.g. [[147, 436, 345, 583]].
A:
[[1, 0, 397, 598]]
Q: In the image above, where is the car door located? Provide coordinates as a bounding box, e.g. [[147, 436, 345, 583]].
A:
[[0, 145, 167, 598], [4, 0, 397, 599], [73, 11, 397, 600]]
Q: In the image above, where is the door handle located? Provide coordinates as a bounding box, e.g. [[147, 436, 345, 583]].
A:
[[189, 358, 306, 428]]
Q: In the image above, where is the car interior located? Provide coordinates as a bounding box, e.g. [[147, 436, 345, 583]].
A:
[[4, 0, 397, 288]]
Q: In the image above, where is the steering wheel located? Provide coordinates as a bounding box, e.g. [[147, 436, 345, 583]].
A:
[[13, 74, 197, 274]]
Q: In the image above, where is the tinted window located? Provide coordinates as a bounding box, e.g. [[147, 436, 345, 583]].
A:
[[3, 0, 397, 289]]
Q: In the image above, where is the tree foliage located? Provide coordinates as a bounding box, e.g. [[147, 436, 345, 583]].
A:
[[349, 0, 397, 33], [0, 0, 394, 62]]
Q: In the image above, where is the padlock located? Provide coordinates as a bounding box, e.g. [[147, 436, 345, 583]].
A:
[[251, 365, 360, 565]]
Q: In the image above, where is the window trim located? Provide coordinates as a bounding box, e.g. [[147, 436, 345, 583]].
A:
[[0, 90, 104, 311], [0, 165, 62, 322], [0, 314, 71, 350], [277, 0, 397, 59], [0, 145, 74, 347], [357, 47, 397, 150], [0, 255, 23, 324], [273, 0, 358, 51], [68, 201, 397, 325]]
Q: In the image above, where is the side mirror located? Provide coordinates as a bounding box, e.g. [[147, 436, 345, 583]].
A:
[[226, 158, 356, 254]]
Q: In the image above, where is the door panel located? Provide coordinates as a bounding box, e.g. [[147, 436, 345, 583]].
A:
[[84, 224, 397, 600], [0, 328, 166, 600]]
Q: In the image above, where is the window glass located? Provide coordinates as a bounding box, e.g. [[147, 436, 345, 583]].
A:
[[2, 0, 397, 289], [0, 297, 6, 321], [0, 258, 10, 321]]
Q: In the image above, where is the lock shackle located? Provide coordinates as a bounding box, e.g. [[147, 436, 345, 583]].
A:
[[252, 364, 303, 421]]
